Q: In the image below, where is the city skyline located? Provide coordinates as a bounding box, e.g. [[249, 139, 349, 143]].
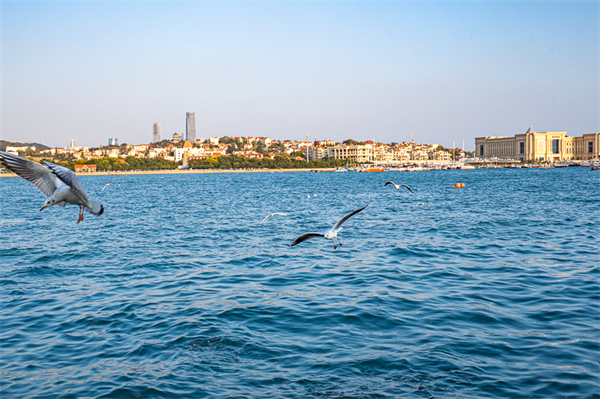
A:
[[1, 1, 598, 150]]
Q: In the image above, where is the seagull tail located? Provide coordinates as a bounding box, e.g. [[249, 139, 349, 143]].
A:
[[88, 200, 104, 216]]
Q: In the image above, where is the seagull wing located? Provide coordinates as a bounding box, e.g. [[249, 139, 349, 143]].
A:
[[399, 184, 414, 193], [259, 215, 271, 224], [417, 202, 431, 210], [383, 181, 395, 187], [332, 204, 368, 231], [289, 233, 324, 247], [42, 161, 90, 203], [0, 151, 61, 197]]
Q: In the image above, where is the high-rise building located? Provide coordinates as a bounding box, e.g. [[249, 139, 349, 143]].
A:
[[186, 112, 196, 142], [108, 138, 118, 146], [69, 140, 80, 149], [153, 122, 161, 143]]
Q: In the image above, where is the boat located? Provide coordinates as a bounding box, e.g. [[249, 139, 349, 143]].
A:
[[360, 167, 385, 172], [591, 166, 599, 171]]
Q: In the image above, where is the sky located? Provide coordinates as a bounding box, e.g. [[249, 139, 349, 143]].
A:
[[1, 1, 598, 150]]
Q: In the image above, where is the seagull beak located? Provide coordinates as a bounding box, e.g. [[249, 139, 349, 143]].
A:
[[40, 204, 48, 211]]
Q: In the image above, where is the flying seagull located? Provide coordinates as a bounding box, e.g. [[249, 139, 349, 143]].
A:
[[416, 202, 431, 210], [259, 212, 288, 224], [383, 181, 414, 193], [0, 151, 104, 223], [289, 205, 368, 249], [101, 183, 113, 191]]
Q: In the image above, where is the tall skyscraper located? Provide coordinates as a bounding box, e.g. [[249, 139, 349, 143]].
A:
[[108, 138, 118, 146], [153, 122, 161, 143], [186, 112, 196, 142]]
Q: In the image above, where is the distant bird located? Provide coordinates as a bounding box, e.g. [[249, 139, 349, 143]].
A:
[[101, 183, 113, 191], [383, 181, 414, 193], [307, 194, 317, 199], [416, 202, 431, 210], [289, 205, 368, 249], [259, 212, 288, 224], [0, 151, 104, 223]]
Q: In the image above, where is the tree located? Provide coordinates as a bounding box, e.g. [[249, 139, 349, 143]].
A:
[[343, 139, 363, 146]]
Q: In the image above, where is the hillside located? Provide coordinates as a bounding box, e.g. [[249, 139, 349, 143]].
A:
[[0, 140, 51, 151]]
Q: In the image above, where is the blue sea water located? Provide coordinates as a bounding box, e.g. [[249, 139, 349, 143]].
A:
[[0, 168, 598, 399]]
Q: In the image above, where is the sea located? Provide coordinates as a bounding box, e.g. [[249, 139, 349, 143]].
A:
[[0, 168, 598, 399]]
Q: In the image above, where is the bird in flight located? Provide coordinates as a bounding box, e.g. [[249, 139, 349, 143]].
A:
[[259, 212, 288, 224], [416, 202, 431, 210], [289, 205, 368, 249], [383, 181, 414, 193], [101, 183, 113, 191], [0, 151, 104, 223]]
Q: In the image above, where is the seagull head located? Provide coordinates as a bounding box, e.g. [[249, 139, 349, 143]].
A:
[[40, 197, 58, 211]]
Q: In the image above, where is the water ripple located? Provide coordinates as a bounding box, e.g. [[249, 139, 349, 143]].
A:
[[1, 169, 599, 398]]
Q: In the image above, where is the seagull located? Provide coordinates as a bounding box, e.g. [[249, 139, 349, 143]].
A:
[[289, 205, 368, 249], [416, 202, 431, 210], [383, 181, 414, 193], [259, 212, 288, 224], [101, 183, 113, 191], [0, 151, 104, 223]]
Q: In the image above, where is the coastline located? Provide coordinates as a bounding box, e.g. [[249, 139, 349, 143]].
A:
[[0, 168, 336, 178]]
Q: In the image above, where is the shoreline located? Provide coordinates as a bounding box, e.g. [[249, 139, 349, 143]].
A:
[[0, 168, 336, 178]]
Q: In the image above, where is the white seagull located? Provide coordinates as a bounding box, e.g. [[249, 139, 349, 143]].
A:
[[101, 183, 113, 191], [416, 202, 432, 210], [0, 151, 104, 223], [383, 181, 414, 193], [259, 212, 288, 224], [289, 205, 368, 249]]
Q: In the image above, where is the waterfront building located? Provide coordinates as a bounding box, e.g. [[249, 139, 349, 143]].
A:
[[327, 144, 374, 163], [475, 127, 599, 162], [153, 122, 161, 143], [186, 112, 196, 142], [108, 138, 118, 146], [74, 164, 97, 172]]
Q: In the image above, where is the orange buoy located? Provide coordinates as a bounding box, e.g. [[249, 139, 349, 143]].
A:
[[454, 183, 460, 188], [460, 183, 465, 188]]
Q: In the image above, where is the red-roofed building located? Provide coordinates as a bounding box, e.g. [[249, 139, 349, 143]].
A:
[[74, 164, 97, 172]]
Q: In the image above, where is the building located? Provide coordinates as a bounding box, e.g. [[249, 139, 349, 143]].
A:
[[70, 140, 81, 150], [186, 112, 196, 142], [153, 122, 161, 143], [307, 146, 328, 160], [172, 133, 180, 143], [108, 138, 118, 146], [74, 164, 97, 172], [475, 127, 600, 162], [327, 144, 374, 163]]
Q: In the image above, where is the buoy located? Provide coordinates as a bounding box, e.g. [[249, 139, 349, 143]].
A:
[[460, 183, 465, 188], [454, 183, 460, 188]]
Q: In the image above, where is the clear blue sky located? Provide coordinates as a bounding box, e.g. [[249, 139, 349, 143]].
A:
[[1, 1, 598, 149]]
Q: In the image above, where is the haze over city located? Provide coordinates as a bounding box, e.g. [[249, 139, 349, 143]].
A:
[[1, 1, 598, 150]]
